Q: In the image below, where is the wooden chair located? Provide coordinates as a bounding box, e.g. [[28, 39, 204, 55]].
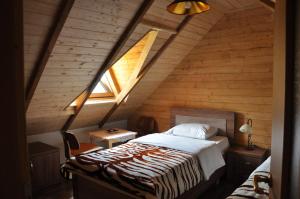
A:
[[60, 132, 101, 180], [62, 132, 102, 159], [134, 116, 157, 137]]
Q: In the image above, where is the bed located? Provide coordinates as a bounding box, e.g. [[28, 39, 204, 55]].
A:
[[70, 107, 235, 199], [226, 157, 271, 199]]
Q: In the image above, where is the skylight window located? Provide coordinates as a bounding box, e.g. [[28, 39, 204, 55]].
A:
[[69, 30, 158, 107], [90, 71, 115, 98]]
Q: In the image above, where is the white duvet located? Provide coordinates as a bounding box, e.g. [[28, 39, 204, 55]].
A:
[[130, 133, 225, 180]]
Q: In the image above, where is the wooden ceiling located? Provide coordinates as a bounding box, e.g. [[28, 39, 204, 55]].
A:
[[24, 0, 267, 135]]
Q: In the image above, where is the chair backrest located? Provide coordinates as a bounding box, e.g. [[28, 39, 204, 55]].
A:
[[62, 132, 80, 159], [64, 132, 80, 150], [136, 116, 157, 136]]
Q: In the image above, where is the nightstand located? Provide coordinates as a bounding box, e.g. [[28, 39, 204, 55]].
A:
[[226, 145, 268, 184], [28, 142, 61, 195]]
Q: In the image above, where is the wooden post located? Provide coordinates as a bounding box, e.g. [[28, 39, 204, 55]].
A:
[[270, 0, 295, 198], [0, 0, 29, 198]]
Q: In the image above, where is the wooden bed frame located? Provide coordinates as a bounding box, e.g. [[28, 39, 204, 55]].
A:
[[171, 107, 235, 144], [72, 107, 235, 199]]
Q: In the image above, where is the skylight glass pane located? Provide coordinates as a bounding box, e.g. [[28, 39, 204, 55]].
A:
[[92, 72, 113, 94], [101, 73, 113, 91], [92, 82, 107, 94]]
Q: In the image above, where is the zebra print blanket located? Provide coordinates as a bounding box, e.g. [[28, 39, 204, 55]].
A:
[[227, 157, 270, 199], [76, 142, 204, 199]]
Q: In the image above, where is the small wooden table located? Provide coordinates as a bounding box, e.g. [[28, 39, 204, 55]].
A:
[[89, 128, 137, 148]]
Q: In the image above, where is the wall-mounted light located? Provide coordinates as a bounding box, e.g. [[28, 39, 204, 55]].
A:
[[167, 0, 210, 15]]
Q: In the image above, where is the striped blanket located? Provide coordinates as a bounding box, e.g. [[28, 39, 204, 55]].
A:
[[227, 157, 270, 199], [76, 142, 204, 199]]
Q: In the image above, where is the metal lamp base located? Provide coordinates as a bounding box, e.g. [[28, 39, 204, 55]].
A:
[[247, 134, 254, 150]]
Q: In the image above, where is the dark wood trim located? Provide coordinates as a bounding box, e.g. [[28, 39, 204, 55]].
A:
[[61, 0, 155, 132], [98, 16, 193, 127], [25, 0, 75, 111], [259, 0, 275, 11], [284, 0, 296, 198], [0, 0, 29, 198], [289, 2, 300, 198], [270, 0, 295, 198]]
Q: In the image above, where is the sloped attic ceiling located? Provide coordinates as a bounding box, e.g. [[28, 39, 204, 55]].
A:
[[24, 0, 264, 135]]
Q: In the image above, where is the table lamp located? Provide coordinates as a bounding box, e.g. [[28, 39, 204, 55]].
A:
[[239, 119, 254, 150]]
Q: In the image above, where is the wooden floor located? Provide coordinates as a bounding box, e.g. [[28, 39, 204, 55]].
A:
[[200, 180, 236, 199], [34, 179, 236, 199], [35, 181, 73, 199]]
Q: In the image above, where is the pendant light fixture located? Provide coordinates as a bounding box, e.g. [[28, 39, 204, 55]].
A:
[[167, 0, 210, 15]]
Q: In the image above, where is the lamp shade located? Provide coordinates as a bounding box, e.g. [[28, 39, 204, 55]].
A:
[[239, 123, 252, 134], [167, 0, 210, 15]]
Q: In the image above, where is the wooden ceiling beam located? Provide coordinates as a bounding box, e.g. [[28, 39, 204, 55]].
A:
[[141, 18, 178, 34], [61, 0, 155, 132], [259, 0, 275, 11], [25, 0, 75, 111], [98, 16, 193, 127]]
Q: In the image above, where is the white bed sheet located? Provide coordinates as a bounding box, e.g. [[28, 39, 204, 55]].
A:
[[251, 156, 271, 176], [208, 136, 230, 154], [129, 133, 225, 180]]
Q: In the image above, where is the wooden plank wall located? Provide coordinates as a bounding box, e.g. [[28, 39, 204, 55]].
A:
[[109, 5, 225, 122], [213, 0, 261, 12], [129, 6, 274, 148], [70, 30, 172, 129], [26, 0, 143, 134], [69, 0, 185, 129], [25, 0, 266, 135], [24, 0, 63, 88], [70, 32, 155, 129]]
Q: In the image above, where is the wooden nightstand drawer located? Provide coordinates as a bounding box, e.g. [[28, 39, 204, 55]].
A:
[[238, 156, 261, 171], [226, 146, 268, 184]]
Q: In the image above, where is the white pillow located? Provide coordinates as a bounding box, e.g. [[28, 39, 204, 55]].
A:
[[172, 123, 218, 139]]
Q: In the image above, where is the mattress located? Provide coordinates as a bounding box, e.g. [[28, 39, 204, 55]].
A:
[[74, 133, 225, 199], [208, 136, 230, 154]]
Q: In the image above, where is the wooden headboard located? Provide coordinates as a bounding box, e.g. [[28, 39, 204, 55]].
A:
[[170, 107, 235, 143]]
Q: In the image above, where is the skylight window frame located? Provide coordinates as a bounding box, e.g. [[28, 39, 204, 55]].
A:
[[89, 69, 120, 99], [88, 30, 158, 103]]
